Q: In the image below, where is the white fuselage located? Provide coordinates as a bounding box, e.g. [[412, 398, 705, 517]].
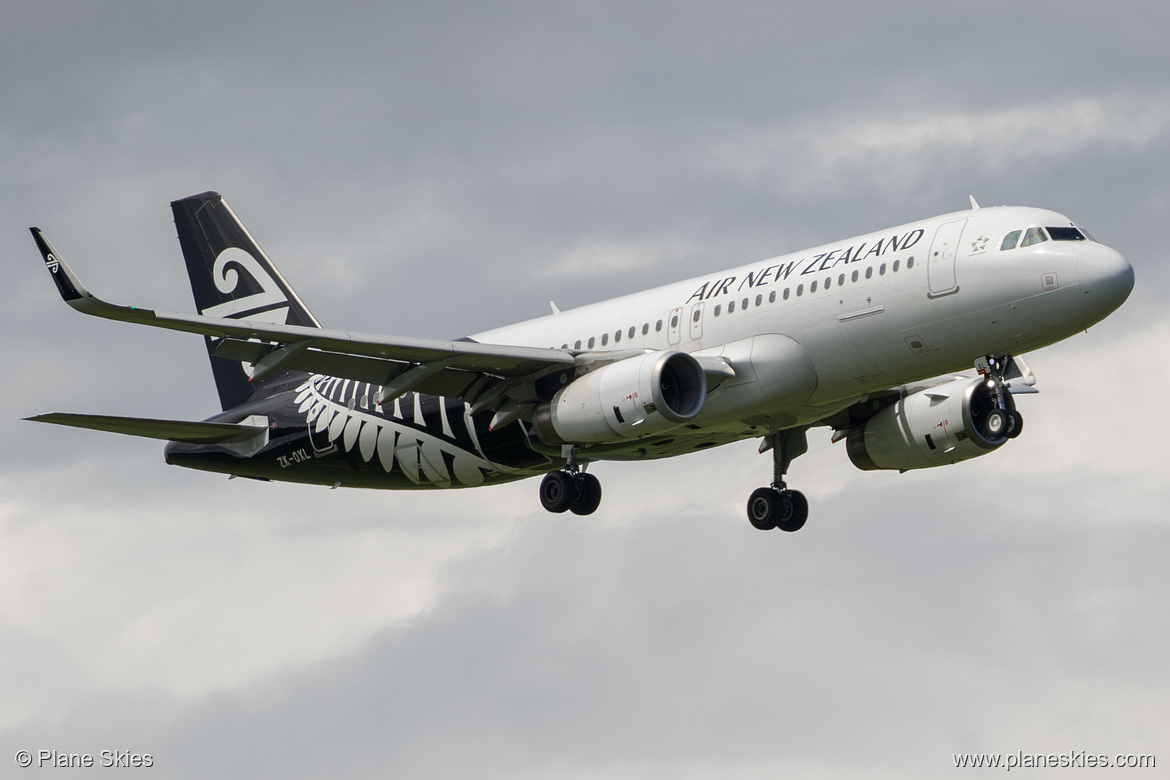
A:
[[473, 205, 1131, 459]]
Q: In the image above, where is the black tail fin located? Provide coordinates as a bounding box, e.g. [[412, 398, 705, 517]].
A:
[[171, 191, 321, 411]]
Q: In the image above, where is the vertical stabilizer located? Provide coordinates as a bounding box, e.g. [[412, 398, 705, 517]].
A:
[[171, 192, 321, 410]]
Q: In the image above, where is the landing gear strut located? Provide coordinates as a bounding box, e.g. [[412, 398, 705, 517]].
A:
[[977, 354, 1024, 440], [747, 428, 809, 532], [539, 446, 602, 516]]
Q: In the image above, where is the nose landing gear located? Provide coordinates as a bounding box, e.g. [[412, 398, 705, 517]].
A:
[[748, 428, 809, 532], [977, 354, 1025, 440]]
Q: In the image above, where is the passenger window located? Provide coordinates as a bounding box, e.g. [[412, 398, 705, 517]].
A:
[[879, 263, 886, 275], [588, 337, 595, 348], [601, 333, 608, 346], [714, 304, 721, 316], [796, 284, 804, 296], [692, 310, 700, 322], [851, 270, 858, 282], [741, 297, 748, 310], [628, 326, 635, 339], [755, 294, 762, 307], [1021, 227, 1048, 247], [810, 280, 818, 293], [865, 267, 873, 279], [670, 315, 678, 328], [1001, 230, 1022, 251], [838, 273, 845, 286], [642, 323, 649, 335], [614, 330, 621, 342], [769, 290, 776, 303], [783, 288, 790, 300], [728, 300, 736, 313], [655, 320, 663, 332], [574, 340, 582, 349], [824, 277, 831, 289], [907, 256, 915, 269], [1047, 226, 1086, 241], [892, 260, 899, 272]]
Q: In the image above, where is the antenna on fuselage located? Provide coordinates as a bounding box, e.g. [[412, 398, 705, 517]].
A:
[[969, 195, 981, 210]]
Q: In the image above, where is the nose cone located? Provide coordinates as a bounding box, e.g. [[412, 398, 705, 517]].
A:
[[1079, 244, 1134, 314]]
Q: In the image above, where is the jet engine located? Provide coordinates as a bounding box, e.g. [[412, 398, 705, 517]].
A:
[[532, 350, 706, 444], [846, 377, 1015, 471]]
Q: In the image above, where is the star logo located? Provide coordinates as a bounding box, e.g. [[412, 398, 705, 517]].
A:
[[971, 235, 989, 253]]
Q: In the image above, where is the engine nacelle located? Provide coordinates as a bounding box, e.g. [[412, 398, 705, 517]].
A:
[[532, 350, 706, 444], [846, 377, 1013, 471]]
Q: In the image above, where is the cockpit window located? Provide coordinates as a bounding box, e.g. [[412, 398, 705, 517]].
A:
[[1020, 227, 1048, 247], [1047, 226, 1086, 242], [1001, 230, 1021, 251]]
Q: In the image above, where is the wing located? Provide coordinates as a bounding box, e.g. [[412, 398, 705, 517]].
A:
[[31, 228, 577, 413]]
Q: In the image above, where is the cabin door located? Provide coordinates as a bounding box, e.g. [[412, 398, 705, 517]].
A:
[[927, 219, 965, 298]]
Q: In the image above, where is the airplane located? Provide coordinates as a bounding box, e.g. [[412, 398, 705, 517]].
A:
[[28, 192, 1134, 531]]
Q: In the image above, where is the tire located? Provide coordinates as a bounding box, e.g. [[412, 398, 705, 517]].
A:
[[747, 487, 780, 530], [1005, 410, 1024, 439], [539, 471, 573, 513], [776, 490, 808, 533], [569, 473, 603, 515], [984, 408, 1008, 439]]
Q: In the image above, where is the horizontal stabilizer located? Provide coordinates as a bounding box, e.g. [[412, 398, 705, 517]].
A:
[[26, 413, 268, 444]]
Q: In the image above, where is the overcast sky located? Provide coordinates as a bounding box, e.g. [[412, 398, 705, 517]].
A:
[[2, 2, 1168, 777]]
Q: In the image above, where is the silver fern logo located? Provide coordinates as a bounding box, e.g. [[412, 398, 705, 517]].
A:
[[292, 375, 515, 487]]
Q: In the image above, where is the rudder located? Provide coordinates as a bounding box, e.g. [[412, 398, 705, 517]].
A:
[[171, 191, 321, 410]]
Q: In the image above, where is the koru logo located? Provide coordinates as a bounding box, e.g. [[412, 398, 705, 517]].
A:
[[45, 253, 60, 273], [202, 247, 288, 320]]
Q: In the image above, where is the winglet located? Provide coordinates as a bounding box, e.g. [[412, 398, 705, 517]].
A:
[[29, 228, 153, 323], [29, 228, 90, 303], [969, 195, 980, 210]]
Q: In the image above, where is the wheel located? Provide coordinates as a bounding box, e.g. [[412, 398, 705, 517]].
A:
[[747, 487, 780, 530], [569, 472, 602, 515], [984, 408, 1008, 439], [539, 471, 573, 513], [776, 490, 808, 533], [1005, 409, 1024, 439]]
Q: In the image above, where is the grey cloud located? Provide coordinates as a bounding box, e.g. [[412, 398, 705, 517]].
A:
[[8, 471, 1166, 778], [3, 2, 1169, 778]]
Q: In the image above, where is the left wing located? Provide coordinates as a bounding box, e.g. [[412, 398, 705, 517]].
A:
[[31, 228, 576, 408]]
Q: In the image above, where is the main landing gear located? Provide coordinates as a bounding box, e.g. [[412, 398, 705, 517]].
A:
[[539, 446, 602, 516], [748, 428, 809, 532], [978, 354, 1024, 440]]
